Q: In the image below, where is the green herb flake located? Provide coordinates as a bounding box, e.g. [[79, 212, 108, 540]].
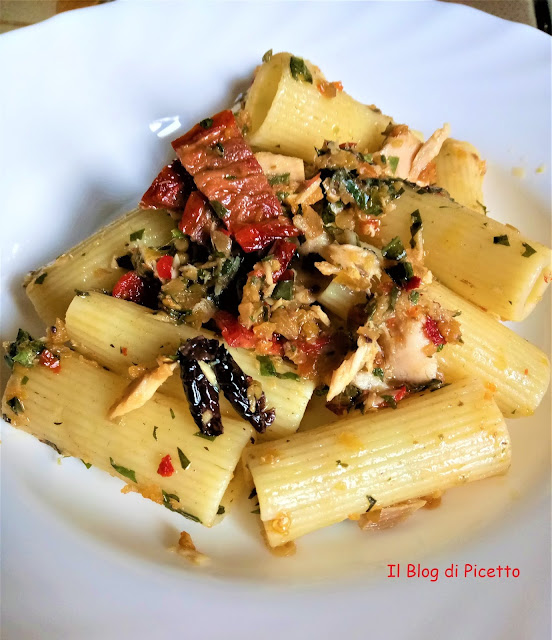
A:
[[272, 279, 293, 300], [493, 234, 510, 246], [226, 175, 238, 181], [360, 153, 373, 163], [380, 154, 387, 165], [262, 49, 273, 63], [129, 228, 145, 242], [388, 156, 400, 175], [75, 289, 89, 297], [5, 329, 45, 369], [34, 272, 48, 285], [81, 460, 92, 469], [21, 376, 29, 385], [217, 505, 226, 515], [289, 56, 313, 83], [162, 490, 180, 504], [200, 117, 213, 129], [336, 460, 349, 468], [521, 242, 536, 257], [409, 209, 423, 248], [152, 425, 158, 440], [109, 457, 137, 483], [476, 200, 488, 214], [171, 228, 186, 239], [343, 176, 370, 211], [248, 488, 257, 500], [365, 298, 377, 321], [268, 173, 290, 186], [381, 395, 397, 409], [213, 142, 224, 156], [385, 261, 414, 286], [194, 431, 217, 441], [366, 495, 377, 512], [388, 286, 400, 311], [409, 291, 420, 305], [372, 368, 385, 381], [7, 397, 24, 415], [210, 200, 228, 219], [162, 491, 201, 522], [177, 447, 191, 470], [257, 355, 299, 380], [436, 344, 444, 352], [251, 508, 261, 514], [276, 191, 290, 202], [381, 236, 406, 261], [170, 408, 175, 420]]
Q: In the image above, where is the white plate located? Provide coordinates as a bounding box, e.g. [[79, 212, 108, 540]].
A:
[[1, 1, 550, 638]]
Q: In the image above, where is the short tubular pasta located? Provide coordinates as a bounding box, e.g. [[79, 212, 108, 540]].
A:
[[245, 52, 392, 161], [2, 355, 252, 527], [379, 185, 552, 321], [25, 207, 175, 326], [245, 379, 511, 547], [434, 138, 486, 213], [65, 292, 314, 439]]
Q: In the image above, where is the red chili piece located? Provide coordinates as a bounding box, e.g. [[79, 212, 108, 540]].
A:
[[157, 454, 174, 477], [269, 239, 297, 282], [172, 110, 298, 252], [214, 311, 257, 349], [39, 349, 60, 373], [404, 276, 422, 291], [393, 385, 408, 403], [140, 160, 194, 210], [112, 271, 146, 303], [424, 316, 446, 346], [178, 190, 213, 244], [156, 255, 174, 280]]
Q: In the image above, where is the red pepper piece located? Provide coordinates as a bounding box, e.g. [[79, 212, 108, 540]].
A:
[[156, 255, 174, 280], [140, 160, 194, 210], [404, 276, 421, 291], [39, 349, 60, 372], [214, 311, 257, 349], [424, 316, 446, 346], [233, 221, 299, 252], [393, 385, 408, 403], [157, 454, 174, 477], [112, 271, 145, 303], [178, 190, 213, 244], [269, 239, 297, 282]]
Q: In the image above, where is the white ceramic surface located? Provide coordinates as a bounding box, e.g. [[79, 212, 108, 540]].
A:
[[1, 1, 550, 638]]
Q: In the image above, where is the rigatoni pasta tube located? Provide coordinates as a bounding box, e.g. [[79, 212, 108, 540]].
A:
[[2, 355, 252, 527], [434, 138, 486, 214], [245, 379, 511, 547], [244, 52, 392, 162], [379, 184, 551, 321], [65, 292, 314, 439], [317, 278, 550, 417], [25, 207, 175, 326]]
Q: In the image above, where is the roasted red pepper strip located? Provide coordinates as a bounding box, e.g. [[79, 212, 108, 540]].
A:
[[172, 110, 298, 251], [178, 190, 213, 244], [424, 316, 446, 346], [156, 255, 173, 280], [268, 239, 297, 282], [157, 454, 175, 477], [214, 311, 256, 349], [112, 271, 159, 308], [39, 349, 60, 373], [140, 159, 194, 210], [404, 276, 421, 291]]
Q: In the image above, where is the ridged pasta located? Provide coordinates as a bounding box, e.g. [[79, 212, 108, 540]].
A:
[[434, 138, 486, 213], [245, 52, 392, 161], [379, 185, 551, 321], [2, 355, 252, 527], [245, 379, 511, 546], [25, 207, 175, 326], [65, 293, 315, 439]]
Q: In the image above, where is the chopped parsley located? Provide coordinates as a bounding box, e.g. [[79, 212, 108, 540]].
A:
[[366, 495, 377, 512], [177, 447, 191, 470], [381, 395, 397, 409], [7, 397, 24, 415], [476, 200, 488, 214], [257, 355, 300, 380], [217, 505, 226, 515], [436, 344, 444, 352], [81, 460, 92, 469], [268, 173, 290, 186], [152, 425, 158, 440], [385, 261, 414, 286], [342, 175, 370, 211], [493, 234, 510, 246], [388, 286, 400, 311], [380, 154, 387, 165], [388, 156, 399, 175], [272, 279, 293, 300], [360, 152, 373, 163], [162, 490, 201, 522], [289, 56, 313, 83], [109, 457, 137, 483], [409, 290, 420, 304], [194, 431, 217, 441], [169, 408, 175, 420], [522, 242, 536, 257], [248, 488, 257, 499], [200, 117, 213, 129], [409, 209, 422, 248], [21, 376, 29, 385], [34, 272, 48, 285], [262, 49, 273, 63], [210, 200, 228, 219], [129, 228, 145, 242], [251, 507, 261, 514], [382, 236, 406, 261], [4, 329, 44, 369], [372, 368, 385, 381], [336, 460, 349, 468], [171, 228, 186, 239], [226, 175, 238, 181]]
